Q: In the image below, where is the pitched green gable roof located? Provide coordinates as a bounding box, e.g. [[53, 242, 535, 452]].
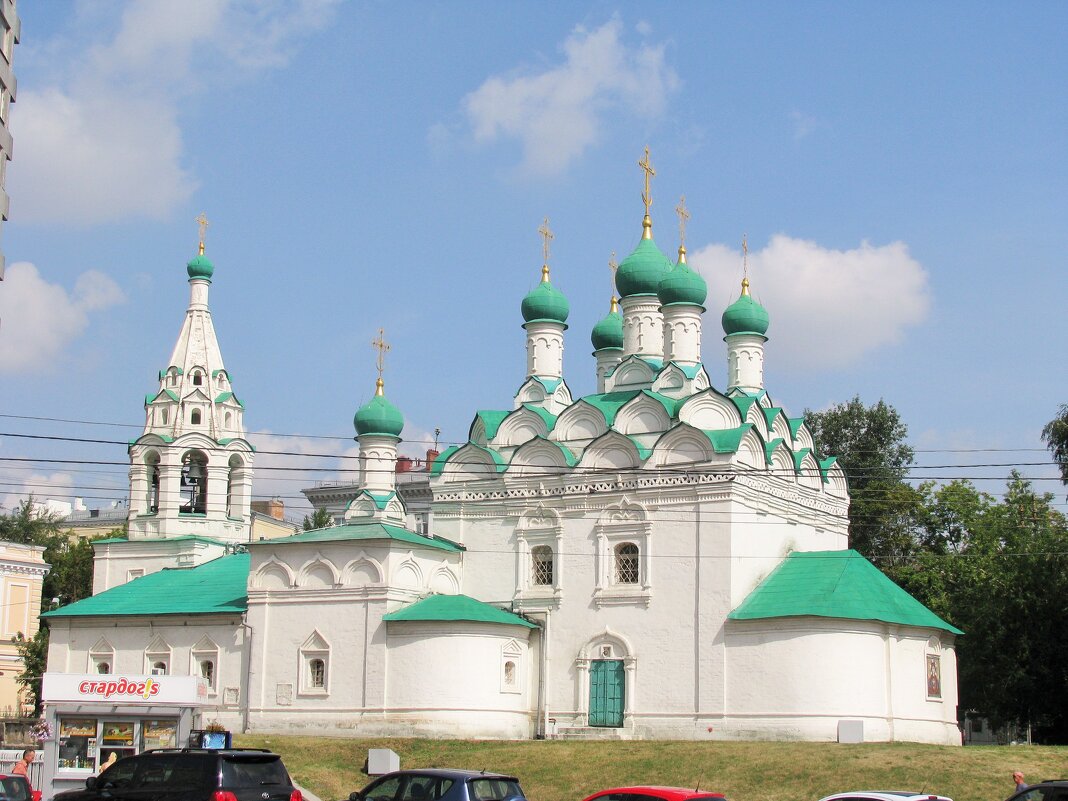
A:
[[473, 411, 510, 441], [92, 534, 229, 547], [43, 554, 249, 618], [699, 424, 753, 454], [430, 445, 461, 477], [520, 403, 558, 428], [383, 593, 536, 628], [731, 395, 760, 421], [579, 391, 641, 425], [729, 550, 962, 634], [266, 522, 463, 553]]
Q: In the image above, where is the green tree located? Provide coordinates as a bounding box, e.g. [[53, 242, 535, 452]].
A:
[[13, 629, 48, 715], [302, 507, 333, 531], [804, 396, 918, 562], [1041, 403, 1068, 486]]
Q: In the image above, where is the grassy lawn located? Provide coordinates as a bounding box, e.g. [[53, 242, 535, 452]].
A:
[[235, 735, 1066, 801]]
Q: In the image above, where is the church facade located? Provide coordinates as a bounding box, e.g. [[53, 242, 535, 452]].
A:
[[41, 163, 961, 784]]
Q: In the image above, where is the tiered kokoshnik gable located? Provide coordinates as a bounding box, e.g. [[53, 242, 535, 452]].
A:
[[433, 150, 848, 496], [127, 220, 255, 543]]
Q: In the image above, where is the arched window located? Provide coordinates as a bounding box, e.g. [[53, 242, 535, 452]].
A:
[[160, 407, 169, 425], [309, 658, 325, 688], [192, 371, 203, 386], [151, 661, 168, 675], [97, 662, 111, 674], [224, 411, 232, 429], [181, 451, 208, 514], [504, 660, 516, 686], [614, 543, 639, 584], [226, 454, 243, 517], [531, 545, 554, 586], [200, 659, 215, 689], [190, 409, 202, 425], [146, 452, 161, 514]]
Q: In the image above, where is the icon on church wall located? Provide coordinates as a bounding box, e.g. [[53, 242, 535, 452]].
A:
[[926, 654, 941, 698]]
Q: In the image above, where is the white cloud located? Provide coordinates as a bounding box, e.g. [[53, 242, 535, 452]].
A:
[[247, 431, 359, 515], [691, 234, 930, 369], [10, 0, 340, 226], [0, 469, 77, 516], [0, 262, 126, 372], [461, 18, 679, 176], [789, 110, 818, 140]]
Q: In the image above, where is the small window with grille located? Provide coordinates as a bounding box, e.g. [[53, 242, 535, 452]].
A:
[[531, 545, 554, 586], [614, 542, 639, 584]]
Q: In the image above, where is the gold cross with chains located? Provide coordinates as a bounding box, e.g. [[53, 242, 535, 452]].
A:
[[538, 217, 554, 266], [608, 251, 618, 290], [675, 195, 690, 247], [638, 146, 655, 215], [371, 328, 390, 383], [195, 212, 210, 255], [742, 234, 749, 278]]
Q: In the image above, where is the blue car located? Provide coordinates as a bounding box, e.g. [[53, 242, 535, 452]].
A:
[[351, 769, 526, 801]]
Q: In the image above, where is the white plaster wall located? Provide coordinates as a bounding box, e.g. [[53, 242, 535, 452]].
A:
[[44, 616, 246, 730], [725, 619, 961, 744], [92, 540, 228, 593]]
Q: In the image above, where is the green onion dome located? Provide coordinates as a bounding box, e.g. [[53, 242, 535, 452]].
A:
[[354, 379, 404, 437], [658, 247, 707, 307], [521, 265, 570, 327], [186, 251, 215, 282], [615, 233, 673, 298], [721, 278, 770, 336], [591, 296, 624, 351]]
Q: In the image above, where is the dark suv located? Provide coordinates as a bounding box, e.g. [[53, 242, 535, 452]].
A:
[[1005, 781, 1068, 801], [350, 769, 526, 801], [53, 748, 301, 801]]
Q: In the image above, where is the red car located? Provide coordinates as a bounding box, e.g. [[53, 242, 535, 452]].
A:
[[0, 772, 43, 801], [583, 787, 727, 801]]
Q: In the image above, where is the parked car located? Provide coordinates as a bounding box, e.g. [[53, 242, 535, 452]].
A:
[[1004, 780, 1068, 801], [52, 747, 301, 801], [817, 792, 953, 801], [0, 773, 42, 801], [581, 787, 728, 801], [350, 769, 526, 801]]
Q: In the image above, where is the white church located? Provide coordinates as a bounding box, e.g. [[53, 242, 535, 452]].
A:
[[39, 158, 961, 793]]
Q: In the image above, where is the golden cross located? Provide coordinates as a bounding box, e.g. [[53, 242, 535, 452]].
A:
[[675, 195, 690, 247], [608, 251, 618, 293], [538, 217, 554, 266], [638, 146, 655, 215], [195, 212, 210, 255], [742, 233, 749, 278], [371, 328, 390, 381]]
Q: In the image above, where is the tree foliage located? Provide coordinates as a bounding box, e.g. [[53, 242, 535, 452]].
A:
[[805, 395, 917, 561], [1, 497, 104, 712], [1042, 403, 1068, 486], [302, 507, 333, 531]]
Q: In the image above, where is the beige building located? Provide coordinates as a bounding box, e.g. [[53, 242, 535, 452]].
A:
[[0, 540, 48, 715]]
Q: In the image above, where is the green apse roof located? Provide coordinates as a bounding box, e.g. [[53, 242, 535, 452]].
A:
[[729, 550, 962, 634], [722, 281, 770, 336], [384, 594, 536, 628], [591, 300, 623, 351], [43, 554, 249, 618], [616, 237, 673, 297], [273, 522, 463, 553], [354, 383, 404, 438], [186, 253, 215, 282], [521, 267, 569, 327], [658, 255, 708, 307]]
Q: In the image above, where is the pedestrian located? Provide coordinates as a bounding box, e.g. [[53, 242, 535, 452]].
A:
[[1013, 772, 1028, 793], [11, 748, 35, 786]]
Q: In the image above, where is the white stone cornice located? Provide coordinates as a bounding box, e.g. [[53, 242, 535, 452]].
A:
[[0, 561, 50, 578]]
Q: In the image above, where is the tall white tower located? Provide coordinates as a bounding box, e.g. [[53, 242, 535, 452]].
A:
[[127, 220, 254, 544]]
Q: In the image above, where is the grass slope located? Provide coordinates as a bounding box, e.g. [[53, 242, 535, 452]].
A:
[[235, 736, 1066, 801]]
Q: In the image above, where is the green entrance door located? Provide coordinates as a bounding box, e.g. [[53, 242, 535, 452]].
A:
[[589, 659, 625, 727]]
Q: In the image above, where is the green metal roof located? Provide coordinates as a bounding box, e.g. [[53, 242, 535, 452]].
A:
[[344, 490, 397, 512], [530, 376, 563, 393], [625, 436, 652, 461], [729, 550, 962, 634], [383, 594, 536, 628], [268, 522, 463, 553], [666, 361, 703, 380], [788, 417, 806, 440], [730, 395, 759, 421], [578, 391, 640, 425], [764, 437, 785, 465], [511, 436, 577, 467], [699, 424, 753, 453], [43, 554, 249, 618], [520, 403, 559, 428], [430, 445, 461, 477], [473, 411, 510, 441]]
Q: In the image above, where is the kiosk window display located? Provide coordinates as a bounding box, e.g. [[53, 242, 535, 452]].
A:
[[57, 717, 177, 772]]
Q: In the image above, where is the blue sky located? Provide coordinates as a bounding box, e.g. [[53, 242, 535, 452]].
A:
[[1, 1, 1065, 517]]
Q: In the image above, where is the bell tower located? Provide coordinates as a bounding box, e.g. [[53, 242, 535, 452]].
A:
[[127, 216, 255, 544]]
